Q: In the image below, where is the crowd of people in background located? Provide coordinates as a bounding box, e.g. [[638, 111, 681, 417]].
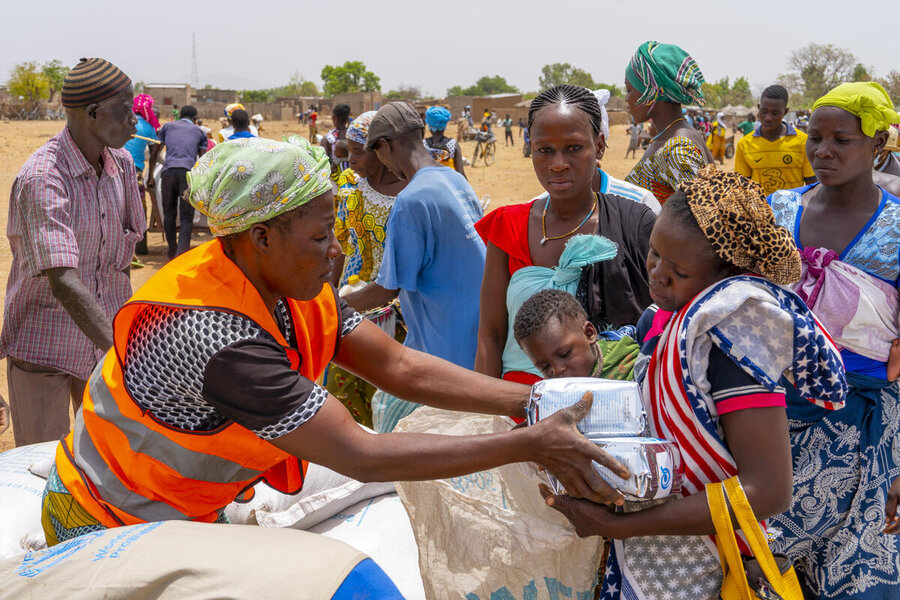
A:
[[2, 43, 900, 599]]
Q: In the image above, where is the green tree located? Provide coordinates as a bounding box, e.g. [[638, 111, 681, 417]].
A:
[[470, 75, 518, 95], [447, 75, 519, 97], [783, 43, 858, 107], [40, 59, 68, 103], [701, 79, 725, 107], [852, 63, 872, 82], [385, 85, 421, 100], [239, 89, 270, 103], [538, 62, 596, 90], [273, 71, 319, 97], [726, 76, 753, 106], [270, 74, 318, 98], [7, 61, 50, 107], [701, 76, 754, 107], [595, 82, 623, 97], [320, 61, 380, 96], [878, 70, 900, 105]]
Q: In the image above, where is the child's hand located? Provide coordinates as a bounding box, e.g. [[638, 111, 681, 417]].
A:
[[539, 483, 618, 538]]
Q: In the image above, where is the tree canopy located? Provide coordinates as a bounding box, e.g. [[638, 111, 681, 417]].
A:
[[239, 89, 270, 103], [878, 70, 900, 107], [270, 72, 318, 98], [320, 61, 380, 96], [778, 43, 859, 107], [447, 75, 519, 97], [7, 61, 50, 107], [385, 85, 421, 100], [701, 76, 753, 107], [536, 62, 622, 96], [40, 59, 68, 101]]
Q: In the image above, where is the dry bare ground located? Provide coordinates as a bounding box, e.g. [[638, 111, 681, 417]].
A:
[[0, 118, 734, 450]]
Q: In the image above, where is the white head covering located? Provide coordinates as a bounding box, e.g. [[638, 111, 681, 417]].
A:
[[591, 89, 611, 139], [716, 111, 725, 124]]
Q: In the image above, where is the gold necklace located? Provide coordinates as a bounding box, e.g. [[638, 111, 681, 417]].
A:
[[651, 117, 686, 142], [541, 193, 598, 246]]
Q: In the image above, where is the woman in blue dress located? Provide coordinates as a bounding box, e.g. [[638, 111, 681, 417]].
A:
[[769, 81, 900, 599]]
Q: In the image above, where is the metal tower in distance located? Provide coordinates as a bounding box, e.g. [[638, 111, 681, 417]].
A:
[[191, 32, 199, 89]]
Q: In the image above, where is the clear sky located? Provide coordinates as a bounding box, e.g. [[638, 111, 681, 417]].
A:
[[1, 0, 893, 98]]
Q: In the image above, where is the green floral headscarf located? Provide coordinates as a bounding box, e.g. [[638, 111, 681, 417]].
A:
[[187, 135, 332, 236]]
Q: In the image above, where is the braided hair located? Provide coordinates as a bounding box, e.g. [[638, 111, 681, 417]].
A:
[[528, 85, 605, 137]]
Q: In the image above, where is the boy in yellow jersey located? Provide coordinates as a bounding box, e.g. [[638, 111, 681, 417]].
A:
[[734, 85, 817, 194]]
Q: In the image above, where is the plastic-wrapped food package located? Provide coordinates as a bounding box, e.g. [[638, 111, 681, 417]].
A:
[[527, 377, 647, 437], [548, 437, 683, 501]]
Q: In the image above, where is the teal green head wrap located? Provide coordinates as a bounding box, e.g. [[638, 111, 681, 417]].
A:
[[625, 41, 706, 107], [811, 82, 900, 138], [187, 135, 332, 236]]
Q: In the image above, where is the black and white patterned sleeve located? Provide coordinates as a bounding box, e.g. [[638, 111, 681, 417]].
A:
[[339, 297, 365, 336], [202, 338, 329, 440]]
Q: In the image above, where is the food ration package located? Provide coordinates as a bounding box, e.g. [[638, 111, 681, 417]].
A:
[[527, 377, 647, 437], [547, 437, 683, 502]]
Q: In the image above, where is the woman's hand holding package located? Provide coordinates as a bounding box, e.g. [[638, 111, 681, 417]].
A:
[[539, 483, 616, 537], [529, 392, 630, 506]]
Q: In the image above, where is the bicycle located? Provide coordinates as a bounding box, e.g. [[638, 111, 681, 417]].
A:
[[472, 131, 496, 167]]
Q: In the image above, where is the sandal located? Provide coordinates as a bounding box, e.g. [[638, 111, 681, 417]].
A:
[[131, 256, 145, 269]]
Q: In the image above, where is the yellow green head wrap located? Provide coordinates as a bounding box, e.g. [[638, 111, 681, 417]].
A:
[[811, 82, 900, 138], [187, 136, 332, 236]]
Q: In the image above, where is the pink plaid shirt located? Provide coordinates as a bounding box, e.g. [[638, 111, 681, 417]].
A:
[[0, 127, 146, 379]]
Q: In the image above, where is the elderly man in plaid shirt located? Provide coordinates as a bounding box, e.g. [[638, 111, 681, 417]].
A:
[[0, 58, 145, 446]]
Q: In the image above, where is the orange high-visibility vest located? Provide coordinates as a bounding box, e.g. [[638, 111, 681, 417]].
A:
[[54, 240, 340, 527]]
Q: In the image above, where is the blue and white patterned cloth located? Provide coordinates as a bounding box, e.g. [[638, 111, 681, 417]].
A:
[[769, 184, 900, 286], [769, 184, 900, 599]]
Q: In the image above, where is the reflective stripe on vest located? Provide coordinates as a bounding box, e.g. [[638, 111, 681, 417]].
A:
[[70, 364, 267, 522], [54, 240, 338, 527]]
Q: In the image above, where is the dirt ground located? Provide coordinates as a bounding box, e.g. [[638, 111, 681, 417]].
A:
[[0, 118, 735, 451]]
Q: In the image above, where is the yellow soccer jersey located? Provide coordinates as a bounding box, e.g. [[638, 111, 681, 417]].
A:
[[734, 123, 815, 194]]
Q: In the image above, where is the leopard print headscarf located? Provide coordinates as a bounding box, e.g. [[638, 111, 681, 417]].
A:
[[681, 166, 801, 285]]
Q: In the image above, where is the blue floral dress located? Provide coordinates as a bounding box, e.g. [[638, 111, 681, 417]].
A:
[[769, 184, 900, 599]]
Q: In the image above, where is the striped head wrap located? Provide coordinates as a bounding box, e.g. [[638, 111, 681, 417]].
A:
[[61, 58, 132, 108], [626, 41, 705, 107]]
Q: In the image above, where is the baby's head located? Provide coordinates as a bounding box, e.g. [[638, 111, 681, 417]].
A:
[[333, 139, 349, 161], [514, 289, 598, 379]]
